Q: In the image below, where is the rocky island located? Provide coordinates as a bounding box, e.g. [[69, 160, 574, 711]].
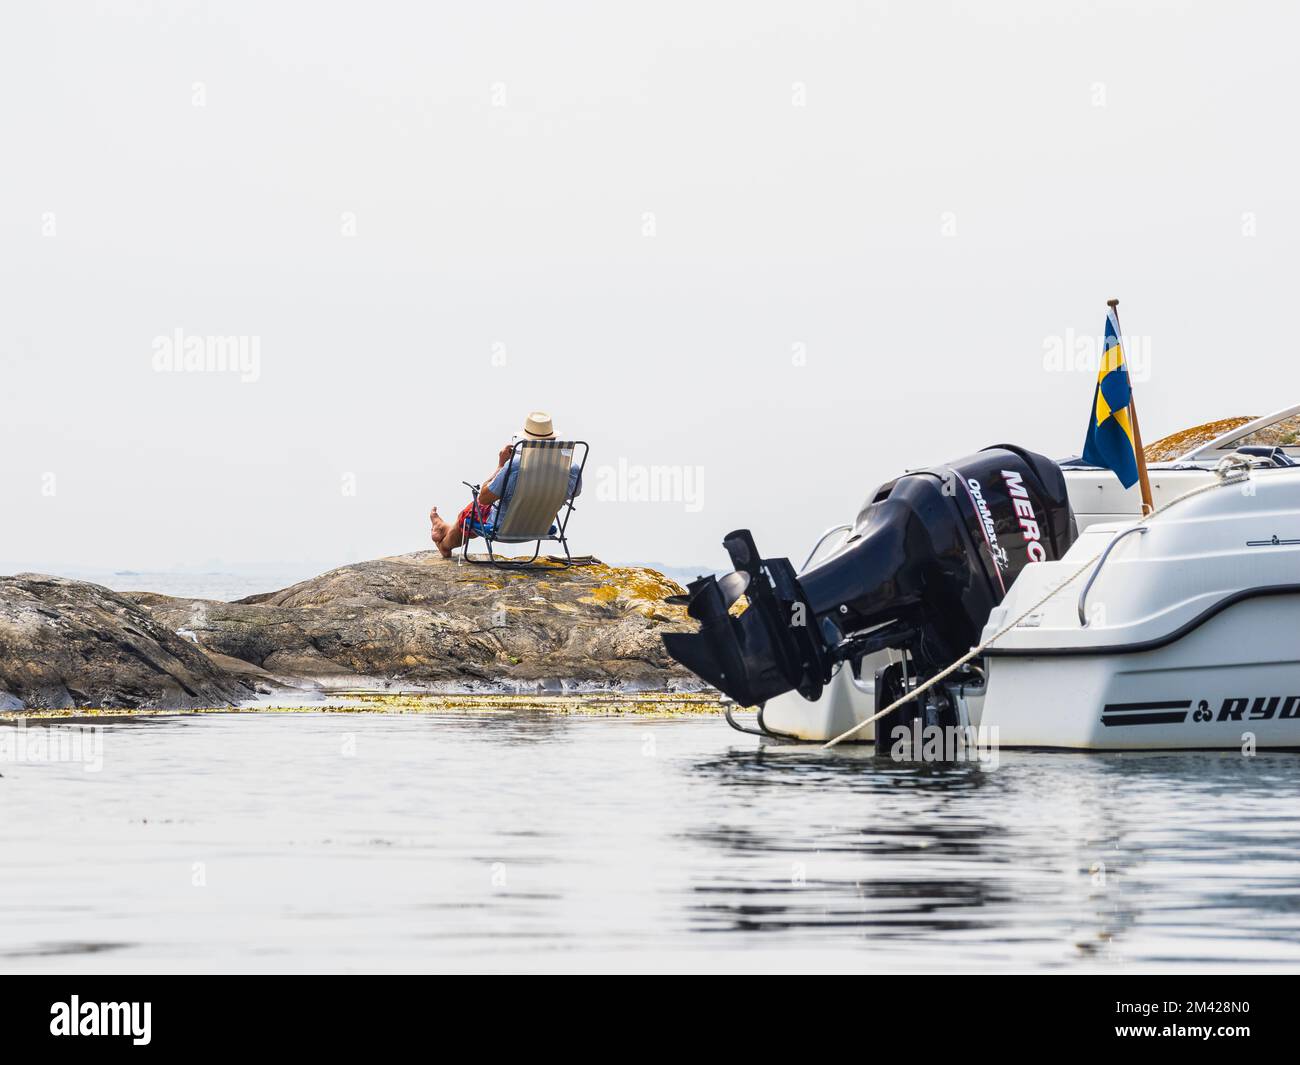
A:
[[0, 553, 698, 711]]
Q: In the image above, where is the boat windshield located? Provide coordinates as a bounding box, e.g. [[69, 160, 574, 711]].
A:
[[1176, 405, 1300, 464]]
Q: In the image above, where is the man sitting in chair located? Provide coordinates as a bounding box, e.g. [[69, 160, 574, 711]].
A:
[[428, 411, 583, 560]]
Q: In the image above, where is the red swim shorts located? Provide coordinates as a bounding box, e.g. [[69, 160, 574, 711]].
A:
[[457, 501, 494, 539]]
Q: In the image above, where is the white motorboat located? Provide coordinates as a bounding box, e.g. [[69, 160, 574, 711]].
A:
[[665, 406, 1300, 752], [973, 462, 1300, 748]]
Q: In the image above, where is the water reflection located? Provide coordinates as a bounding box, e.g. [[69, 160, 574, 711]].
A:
[[679, 746, 1300, 963], [2, 714, 1299, 971]]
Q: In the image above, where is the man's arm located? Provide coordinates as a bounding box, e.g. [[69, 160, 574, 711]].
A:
[[477, 443, 515, 505]]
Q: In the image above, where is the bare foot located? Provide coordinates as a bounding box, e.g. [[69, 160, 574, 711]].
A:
[[429, 506, 449, 544]]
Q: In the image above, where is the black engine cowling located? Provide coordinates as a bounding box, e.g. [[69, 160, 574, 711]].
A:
[[662, 445, 1075, 706]]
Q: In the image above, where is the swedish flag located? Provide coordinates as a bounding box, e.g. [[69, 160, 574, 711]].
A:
[[1082, 306, 1139, 488]]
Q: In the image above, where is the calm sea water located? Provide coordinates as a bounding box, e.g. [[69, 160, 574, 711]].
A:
[[3, 711, 1299, 973], [59, 569, 315, 602]]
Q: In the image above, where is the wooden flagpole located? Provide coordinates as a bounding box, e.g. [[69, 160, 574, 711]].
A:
[[1107, 298, 1154, 514]]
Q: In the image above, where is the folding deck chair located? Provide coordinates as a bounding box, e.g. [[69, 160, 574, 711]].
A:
[[459, 439, 590, 566]]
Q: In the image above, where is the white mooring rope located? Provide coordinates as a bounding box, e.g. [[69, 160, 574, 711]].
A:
[[819, 459, 1253, 750]]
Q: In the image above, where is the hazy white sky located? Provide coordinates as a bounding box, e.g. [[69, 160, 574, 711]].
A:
[[2, 1, 1296, 576]]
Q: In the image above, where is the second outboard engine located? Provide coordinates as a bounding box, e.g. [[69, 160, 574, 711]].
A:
[[662, 445, 1075, 719]]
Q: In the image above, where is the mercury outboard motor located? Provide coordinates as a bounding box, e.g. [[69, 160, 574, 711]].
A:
[[662, 445, 1075, 710]]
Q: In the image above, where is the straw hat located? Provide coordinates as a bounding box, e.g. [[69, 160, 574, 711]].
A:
[[522, 411, 555, 439]]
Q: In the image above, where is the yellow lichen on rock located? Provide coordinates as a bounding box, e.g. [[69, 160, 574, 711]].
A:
[[1143, 416, 1256, 462], [574, 564, 688, 620], [1, 691, 722, 721]]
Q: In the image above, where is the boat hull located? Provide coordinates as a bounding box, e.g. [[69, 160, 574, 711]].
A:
[[759, 653, 883, 743], [978, 594, 1300, 749]]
